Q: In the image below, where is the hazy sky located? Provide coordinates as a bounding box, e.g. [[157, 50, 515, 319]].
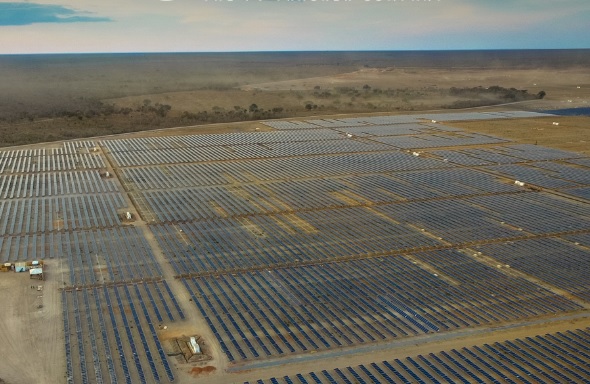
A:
[[0, 0, 588, 54]]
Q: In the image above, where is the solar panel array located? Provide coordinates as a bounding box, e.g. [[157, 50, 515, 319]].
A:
[[153, 208, 441, 274], [565, 232, 590, 247], [93, 113, 590, 375], [483, 164, 579, 189], [246, 327, 590, 384], [0, 141, 183, 384], [105, 139, 394, 166], [0, 170, 119, 199], [184, 250, 578, 362], [132, 169, 520, 224], [372, 132, 507, 149], [477, 237, 590, 302], [567, 157, 590, 167], [332, 123, 460, 137], [95, 111, 590, 371], [467, 193, 589, 234], [373, 192, 590, 244], [0, 193, 126, 235], [60, 227, 164, 286], [101, 129, 343, 152], [63, 282, 182, 384], [0, 142, 105, 173], [0, 227, 163, 276], [3, 110, 589, 383], [262, 110, 555, 130], [120, 152, 450, 189], [566, 187, 590, 200], [431, 145, 583, 166]]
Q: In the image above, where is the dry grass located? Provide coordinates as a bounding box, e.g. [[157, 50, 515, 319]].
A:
[[107, 66, 590, 117], [448, 116, 590, 155]]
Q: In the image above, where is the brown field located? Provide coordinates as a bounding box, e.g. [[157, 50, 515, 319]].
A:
[[448, 115, 590, 155], [106, 66, 590, 115]]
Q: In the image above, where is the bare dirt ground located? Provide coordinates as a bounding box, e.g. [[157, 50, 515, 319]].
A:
[[0, 261, 65, 384], [447, 116, 590, 155]]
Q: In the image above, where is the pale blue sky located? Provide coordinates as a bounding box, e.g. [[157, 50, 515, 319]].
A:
[[0, 0, 588, 53]]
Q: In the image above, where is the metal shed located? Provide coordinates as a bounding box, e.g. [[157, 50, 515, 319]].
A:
[[15, 262, 27, 273], [29, 268, 44, 280]]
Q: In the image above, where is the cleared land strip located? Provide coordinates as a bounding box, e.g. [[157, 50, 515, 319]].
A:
[[99, 141, 230, 371]]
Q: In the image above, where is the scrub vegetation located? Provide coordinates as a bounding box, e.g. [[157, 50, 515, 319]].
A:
[[1, 50, 588, 147]]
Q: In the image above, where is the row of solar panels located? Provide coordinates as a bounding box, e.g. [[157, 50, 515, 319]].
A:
[[246, 328, 590, 384], [181, 250, 579, 362]]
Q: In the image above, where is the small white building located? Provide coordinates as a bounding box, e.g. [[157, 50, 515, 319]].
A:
[[30, 268, 44, 280]]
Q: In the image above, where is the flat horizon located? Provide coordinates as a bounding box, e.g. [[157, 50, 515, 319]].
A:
[[0, 47, 589, 56]]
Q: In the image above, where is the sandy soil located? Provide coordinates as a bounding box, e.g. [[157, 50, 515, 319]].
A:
[[0, 261, 66, 384]]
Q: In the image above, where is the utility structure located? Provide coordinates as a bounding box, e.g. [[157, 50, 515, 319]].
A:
[[29, 268, 44, 280]]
